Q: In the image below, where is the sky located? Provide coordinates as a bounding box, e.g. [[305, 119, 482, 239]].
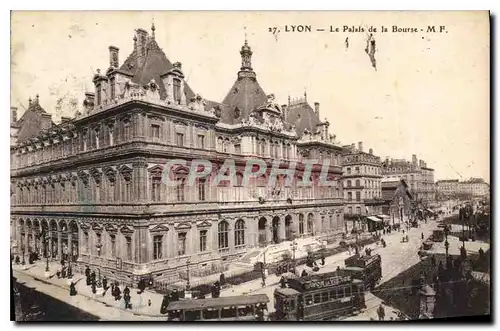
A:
[[10, 11, 490, 182]]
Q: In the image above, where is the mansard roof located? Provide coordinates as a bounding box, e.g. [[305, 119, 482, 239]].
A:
[[118, 30, 196, 101], [15, 97, 55, 142], [220, 76, 268, 125], [287, 100, 322, 137]]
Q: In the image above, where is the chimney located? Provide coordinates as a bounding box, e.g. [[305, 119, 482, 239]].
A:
[[11, 107, 17, 123], [351, 143, 355, 152], [412, 154, 418, 165], [369, 148, 373, 155], [314, 102, 320, 115], [358, 141, 363, 152], [135, 28, 149, 66], [109, 46, 119, 68]]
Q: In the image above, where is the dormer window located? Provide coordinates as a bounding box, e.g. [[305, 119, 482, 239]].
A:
[[173, 78, 181, 104], [96, 84, 102, 106], [110, 78, 116, 99]]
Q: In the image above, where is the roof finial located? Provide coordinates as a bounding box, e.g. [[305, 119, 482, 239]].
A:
[[244, 26, 248, 46], [151, 19, 156, 40], [304, 89, 307, 101], [36, 94, 39, 104], [28, 97, 32, 107]]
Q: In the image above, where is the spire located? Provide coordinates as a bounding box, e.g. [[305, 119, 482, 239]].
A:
[[239, 27, 253, 72], [28, 97, 32, 107], [151, 20, 156, 40], [35, 94, 39, 104]]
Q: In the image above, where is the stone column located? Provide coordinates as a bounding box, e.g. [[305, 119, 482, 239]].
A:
[[24, 230, 29, 255], [266, 223, 272, 245], [228, 222, 235, 251], [68, 232, 73, 260], [279, 216, 286, 242], [135, 225, 149, 264], [57, 231, 62, 260]]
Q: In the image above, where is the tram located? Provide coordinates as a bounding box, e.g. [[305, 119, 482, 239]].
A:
[[273, 270, 365, 321], [165, 294, 269, 321], [344, 254, 382, 290]]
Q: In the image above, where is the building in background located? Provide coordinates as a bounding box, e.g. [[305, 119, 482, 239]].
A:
[[10, 26, 346, 283], [381, 178, 413, 227], [381, 154, 436, 205], [341, 142, 384, 232], [459, 178, 490, 198], [436, 179, 460, 200]]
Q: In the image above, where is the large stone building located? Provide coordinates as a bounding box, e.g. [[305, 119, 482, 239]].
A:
[[10, 26, 345, 283], [381, 154, 436, 205], [341, 142, 384, 231], [436, 179, 460, 200], [459, 178, 490, 198], [436, 178, 489, 199]]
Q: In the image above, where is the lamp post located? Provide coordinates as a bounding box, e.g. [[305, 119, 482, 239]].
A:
[[186, 258, 191, 291], [290, 240, 298, 273], [21, 247, 25, 265], [96, 244, 102, 283]]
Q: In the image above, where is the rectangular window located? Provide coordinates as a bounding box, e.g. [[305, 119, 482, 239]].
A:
[[96, 233, 102, 256], [198, 135, 205, 149], [356, 206, 361, 214], [177, 232, 187, 256], [348, 206, 353, 214], [153, 235, 163, 260], [313, 293, 321, 304], [356, 192, 361, 201], [152, 178, 161, 202], [198, 179, 206, 201], [347, 192, 352, 201], [173, 78, 181, 104], [234, 144, 241, 154], [177, 179, 185, 202], [126, 236, 132, 260], [176, 133, 184, 147], [321, 292, 329, 302], [151, 124, 160, 139], [123, 124, 130, 141], [199, 230, 207, 252], [110, 234, 116, 257]]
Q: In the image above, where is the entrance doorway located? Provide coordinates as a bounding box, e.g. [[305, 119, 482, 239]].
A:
[[258, 217, 267, 245], [285, 215, 293, 240], [272, 217, 280, 243]]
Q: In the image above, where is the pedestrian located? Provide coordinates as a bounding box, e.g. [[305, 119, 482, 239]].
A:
[[138, 278, 146, 294], [421, 233, 424, 240], [91, 279, 97, 294], [320, 254, 325, 266], [69, 282, 77, 296], [160, 295, 169, 315], [85, 266, 91, 285], [102, 276, 108, 291], [377, 305, 385, 321], [90, 270, 96, 285], [113, 283, 122, 301], [280, 276, 286, 289]]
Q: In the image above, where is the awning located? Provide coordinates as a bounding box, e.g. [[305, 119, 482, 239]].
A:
[[367, 216, 383, 222], [376, 214, 391, 220]]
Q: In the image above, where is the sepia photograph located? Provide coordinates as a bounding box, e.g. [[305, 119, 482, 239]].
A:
[[9, 10, 491, 322]]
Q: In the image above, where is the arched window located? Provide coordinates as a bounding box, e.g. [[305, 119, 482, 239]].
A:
[[299, 214, 304, 235], [217, 137, 223, 152], [218, 221, 229, 249], [223, 138, 231, 153], [307, 213, 314, 234], [286, 143, 292, 159], [234, 219, 245, 247], [355, 179, 360, 187], [347, 180, 352, 187]]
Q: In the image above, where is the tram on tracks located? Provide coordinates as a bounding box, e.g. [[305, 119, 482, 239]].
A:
[[165, 294, 269, 321], [273, 270, 365, 321], [343, 253, 382, 290]]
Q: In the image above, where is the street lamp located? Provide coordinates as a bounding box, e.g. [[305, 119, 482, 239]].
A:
[[290, 240, 298, 273], [186, 258, 191, 291], [96, 244, 102, 283], [21, 247, 25, 265], [444, 240, 450, 259]]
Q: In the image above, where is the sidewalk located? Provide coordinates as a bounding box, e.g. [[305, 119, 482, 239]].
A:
[[13, 262, 169, 319]]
